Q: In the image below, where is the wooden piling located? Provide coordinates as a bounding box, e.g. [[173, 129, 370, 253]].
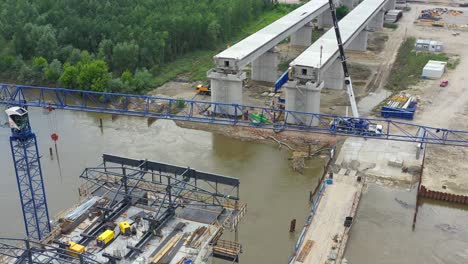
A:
[[290, 219, 296, 232]]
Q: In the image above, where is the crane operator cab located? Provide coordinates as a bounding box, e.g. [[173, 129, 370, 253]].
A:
[[5, 106, 31, 134]]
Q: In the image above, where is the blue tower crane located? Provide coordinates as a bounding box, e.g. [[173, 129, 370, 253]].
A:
[[5, 106, 51, 241]]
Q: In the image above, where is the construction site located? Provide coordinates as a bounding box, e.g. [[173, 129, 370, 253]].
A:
[[0, 0, 468, 263]]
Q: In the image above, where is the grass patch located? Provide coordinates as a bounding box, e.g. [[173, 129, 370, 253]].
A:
[[312, 28, 325, 42], [386, 37, 451, 92], [278, 59, 293, 72], [349, 63, 372, 80], [152, 4, 298, 88], [383, 23, 398, 29]]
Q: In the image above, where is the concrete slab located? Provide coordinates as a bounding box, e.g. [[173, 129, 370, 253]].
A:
[[335, 137, 422, 185]]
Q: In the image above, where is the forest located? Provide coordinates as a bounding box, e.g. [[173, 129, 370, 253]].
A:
[[0, 0, 278, 93]]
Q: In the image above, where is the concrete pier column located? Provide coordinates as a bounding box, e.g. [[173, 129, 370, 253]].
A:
[[290, 23, 313, 47], [208, 70, 246, 115], [317, 11, 334, 29], [322, 59, 344, 90], [284, 80, 324, 126], [368, 10, 384, 31], [340, 0, 355, 9], [251, 48, 279, 83], [347, 30, 368, 52], [385, 0, 396, 10]]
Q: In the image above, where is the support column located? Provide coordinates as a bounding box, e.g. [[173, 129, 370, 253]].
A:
[[347, 30, 368, 52], [208, 70, 246, 115], [284, 80, 324, 126], [368, 10, 384, 31], [340, 0, 355, 9], [322, 59, 344, 90], [317, 11, 334, 29], [385, 0, 396, 11], [251, 48, 279, 83], [290, 23, 313, 47]]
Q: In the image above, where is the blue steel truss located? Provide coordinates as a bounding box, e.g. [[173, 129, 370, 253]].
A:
[[0, 83, 467, 147], [9, 129, 51, 241]]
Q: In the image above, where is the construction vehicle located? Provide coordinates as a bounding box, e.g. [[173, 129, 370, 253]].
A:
[[119, 221, 135, 236], [96, 229, 115, 247], [195, 84, 211, 95], [328, 0, 359, 118], [330, 117, 383, 136], [67, 241, 86, 257]]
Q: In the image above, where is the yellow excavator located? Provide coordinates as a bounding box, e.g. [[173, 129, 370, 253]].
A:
[[195, 84, 211, 96]]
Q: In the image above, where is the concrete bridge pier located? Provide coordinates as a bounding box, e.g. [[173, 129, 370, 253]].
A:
[[340, 0, 355, 9], [290, 23, 313, 47], [284, 80, 324, 126], [368, 10, 384, 31], [251, 47, 279, 83], [322, 59, 344, 90], [208, 70, 246, 115], [317, 11, 334, 29], [385, 0, 396, 10], [347, 30, 368, 52]]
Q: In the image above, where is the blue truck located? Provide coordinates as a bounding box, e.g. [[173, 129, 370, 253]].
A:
[[330, 117, 383, 136]]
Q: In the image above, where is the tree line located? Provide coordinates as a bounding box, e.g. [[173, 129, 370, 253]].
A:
[[0, 0, 276, 93]]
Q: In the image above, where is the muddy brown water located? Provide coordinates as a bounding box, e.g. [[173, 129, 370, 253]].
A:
[[345, 184, 468, 264], [0, 108, 324, 263]]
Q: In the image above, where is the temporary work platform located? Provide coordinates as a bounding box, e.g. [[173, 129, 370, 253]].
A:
[[0, 154, 245, 264]]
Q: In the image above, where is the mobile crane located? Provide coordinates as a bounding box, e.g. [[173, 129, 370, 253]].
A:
[[328, 0, 359, 118]]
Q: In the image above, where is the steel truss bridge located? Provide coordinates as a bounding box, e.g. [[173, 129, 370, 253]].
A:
[[1, 83, 467, 147]]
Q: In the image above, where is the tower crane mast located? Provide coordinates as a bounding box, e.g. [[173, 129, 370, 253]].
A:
[[5, 107, 51, 241]]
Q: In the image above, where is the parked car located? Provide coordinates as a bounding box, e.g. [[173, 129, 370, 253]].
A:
[[440, 80, 449, 87]]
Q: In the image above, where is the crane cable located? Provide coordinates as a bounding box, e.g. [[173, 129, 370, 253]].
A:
[[45, 105, 63, 182]]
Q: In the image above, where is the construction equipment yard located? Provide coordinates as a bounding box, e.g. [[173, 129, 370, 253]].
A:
[[1, 0, 468, 263]]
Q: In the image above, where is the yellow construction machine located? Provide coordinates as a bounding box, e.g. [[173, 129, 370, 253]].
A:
[[195, 84, 211, 95]]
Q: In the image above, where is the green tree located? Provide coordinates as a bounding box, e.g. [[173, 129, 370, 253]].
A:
[[32, 57, 48, 72], [97, 39, 113, 67], [336, 6, 350, 20], [120, 70, 134, 85], [112, 41, 139, 74], [132, 68, 153, 92], [59, 63, 79, 88], [77, 60, 110, 91], [45, 59, 63, 82]]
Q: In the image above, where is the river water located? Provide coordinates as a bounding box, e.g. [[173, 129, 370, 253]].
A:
[[0, 108, 324, 263], [345, 184, 468, 264]]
